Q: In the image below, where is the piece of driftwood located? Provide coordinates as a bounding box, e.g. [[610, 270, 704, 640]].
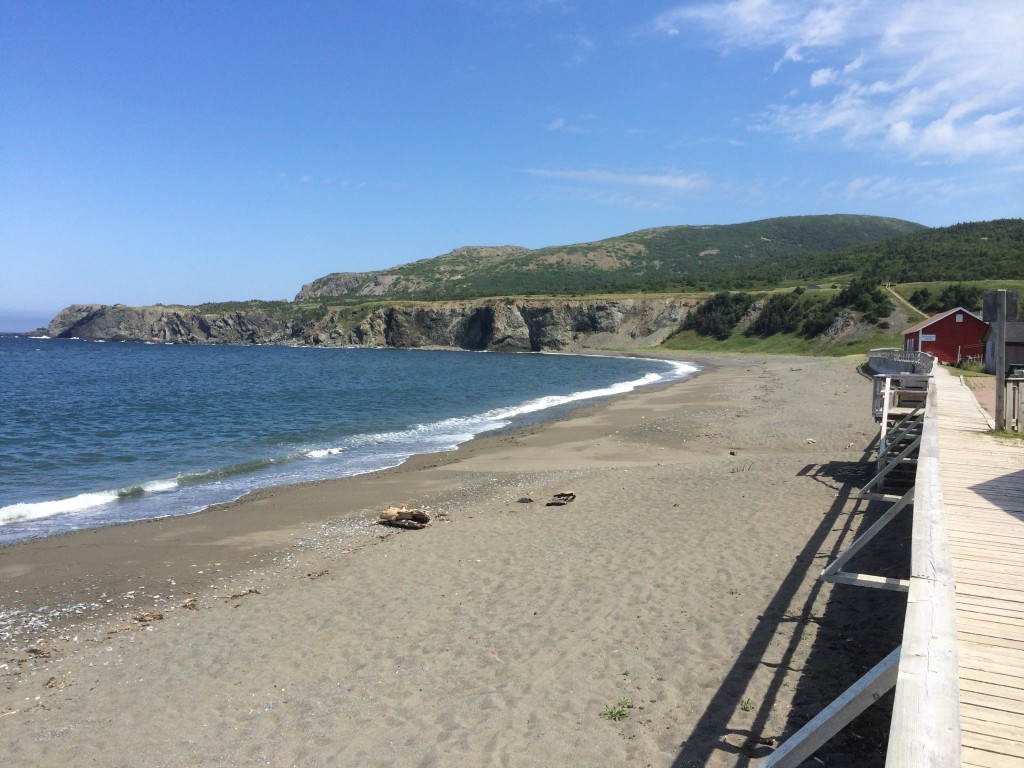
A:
[[223, 588, 260, 601], [376, 505, 431, 529], [545, 491, 576, 506]]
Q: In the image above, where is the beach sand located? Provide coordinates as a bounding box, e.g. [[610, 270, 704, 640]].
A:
[[0, 354, 909, 767]]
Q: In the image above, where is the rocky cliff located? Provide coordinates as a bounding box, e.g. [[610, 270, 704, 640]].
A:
[[48, 298, 696, 352], [47, 304, 305, 345]]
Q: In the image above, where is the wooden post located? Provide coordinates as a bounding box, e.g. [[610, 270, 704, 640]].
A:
[[995, 289, 1007, 430]]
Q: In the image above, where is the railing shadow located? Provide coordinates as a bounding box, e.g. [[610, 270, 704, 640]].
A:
[[971, 468, 1024, 519], [670, 455, 909, 767]]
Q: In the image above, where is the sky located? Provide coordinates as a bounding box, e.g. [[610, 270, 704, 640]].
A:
[[2, 0, 1022, 330]]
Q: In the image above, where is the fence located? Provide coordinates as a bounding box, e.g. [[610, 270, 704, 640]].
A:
[[760, 370, 960, 767], [866, 348, 935, 376]]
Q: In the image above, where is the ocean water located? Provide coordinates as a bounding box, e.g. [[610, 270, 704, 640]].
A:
[[0, 336, 697, 544]]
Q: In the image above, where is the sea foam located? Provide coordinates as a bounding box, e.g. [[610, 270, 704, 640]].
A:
[[0, 490, 119, 525]]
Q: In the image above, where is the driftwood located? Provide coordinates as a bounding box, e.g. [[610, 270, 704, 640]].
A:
[[223, 588, 260, 601], [545, 491, 576, 506], [376, 505, 431, 529]]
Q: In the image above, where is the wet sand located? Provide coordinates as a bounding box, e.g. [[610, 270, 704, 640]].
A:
[[1, 353, 907, 767]]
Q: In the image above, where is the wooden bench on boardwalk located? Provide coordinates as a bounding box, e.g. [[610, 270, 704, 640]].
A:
[[761, 366, 1024, 767]]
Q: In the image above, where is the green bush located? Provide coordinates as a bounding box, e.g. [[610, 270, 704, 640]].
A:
[[747, 291, 801, 337], [682, 291, 753, 339], [911, 283, 983, 313]]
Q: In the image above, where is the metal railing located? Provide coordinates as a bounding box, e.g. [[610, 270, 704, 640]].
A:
[[866, 348, 935, 376]]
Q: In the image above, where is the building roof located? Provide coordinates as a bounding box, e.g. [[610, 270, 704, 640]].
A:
[[983, 321, 1024, 344], [903, 306, 985, 336]]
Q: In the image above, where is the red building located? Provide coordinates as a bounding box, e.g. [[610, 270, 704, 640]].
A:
[[903, 307, 988, 365]]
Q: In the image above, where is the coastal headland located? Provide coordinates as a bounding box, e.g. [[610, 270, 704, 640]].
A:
[[0, 354, 907, 767]]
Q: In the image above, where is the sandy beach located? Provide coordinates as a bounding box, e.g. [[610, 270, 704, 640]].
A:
[[1, 354, 909, 767]]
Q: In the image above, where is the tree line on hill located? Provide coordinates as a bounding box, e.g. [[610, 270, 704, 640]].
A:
[[908, 283, 984, 314], [747, 219, 1023, 289]]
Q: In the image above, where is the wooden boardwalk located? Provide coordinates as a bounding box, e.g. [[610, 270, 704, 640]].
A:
[[935, 370, 1024, 766]]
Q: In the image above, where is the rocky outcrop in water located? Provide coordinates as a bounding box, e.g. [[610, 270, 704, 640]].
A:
[[48, 298, 696, 351]]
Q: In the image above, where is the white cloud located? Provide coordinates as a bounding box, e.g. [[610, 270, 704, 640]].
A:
[[653, 0, 1024, 162], [652, 0, 800, 45], [828, 174, 956, 202], [810, 68, 837, 87], [526, 168, 710, 191]]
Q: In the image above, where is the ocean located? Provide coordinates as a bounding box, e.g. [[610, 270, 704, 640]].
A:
[[0, 336, 697, 544]]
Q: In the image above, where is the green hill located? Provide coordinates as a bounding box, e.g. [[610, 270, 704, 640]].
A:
[[750, 218, 1024, 286], [297, 214, 926, 302]]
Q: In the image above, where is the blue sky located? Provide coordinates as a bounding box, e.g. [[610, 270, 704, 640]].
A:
[[3, 0, 1022, 330]]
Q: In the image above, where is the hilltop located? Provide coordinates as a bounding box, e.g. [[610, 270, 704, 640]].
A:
[[296, 214, 926, 302]]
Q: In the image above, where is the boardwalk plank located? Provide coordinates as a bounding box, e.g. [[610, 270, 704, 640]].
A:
[[961, 677, 1024, 700], [934, 368, 1024, 765], [961, 667, 1024, 688], [958, 609, 1024, 628], [957, 617, 1024, 642]]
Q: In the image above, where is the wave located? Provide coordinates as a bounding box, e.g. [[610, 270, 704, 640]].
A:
[[0, 356, 699, 535], [306, 446, 347, 458], [301, 358, 699, 464], [0, 490, 119, 525], [0, 473, 192, 525]]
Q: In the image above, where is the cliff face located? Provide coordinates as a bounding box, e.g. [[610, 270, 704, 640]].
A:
[[49, 298, 696, 352], [325, 298, 693, 351], [48, 305, 304, 345]]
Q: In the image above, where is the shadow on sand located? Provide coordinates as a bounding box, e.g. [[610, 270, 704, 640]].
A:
[[671, 449, 910, 768]]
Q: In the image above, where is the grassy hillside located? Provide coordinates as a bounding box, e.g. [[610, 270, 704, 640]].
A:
[[660, 279, 908, 356], [750, 218, 1024, 286], [299, 214, 925, 302]]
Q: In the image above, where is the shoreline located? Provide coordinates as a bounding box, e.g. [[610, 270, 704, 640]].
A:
[[1, 352, 906, 767], [0, 345, 697, 545], [0, 351, 711, 636]]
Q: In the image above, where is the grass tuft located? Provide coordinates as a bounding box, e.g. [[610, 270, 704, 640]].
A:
[[602, 697, 633, 721]]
